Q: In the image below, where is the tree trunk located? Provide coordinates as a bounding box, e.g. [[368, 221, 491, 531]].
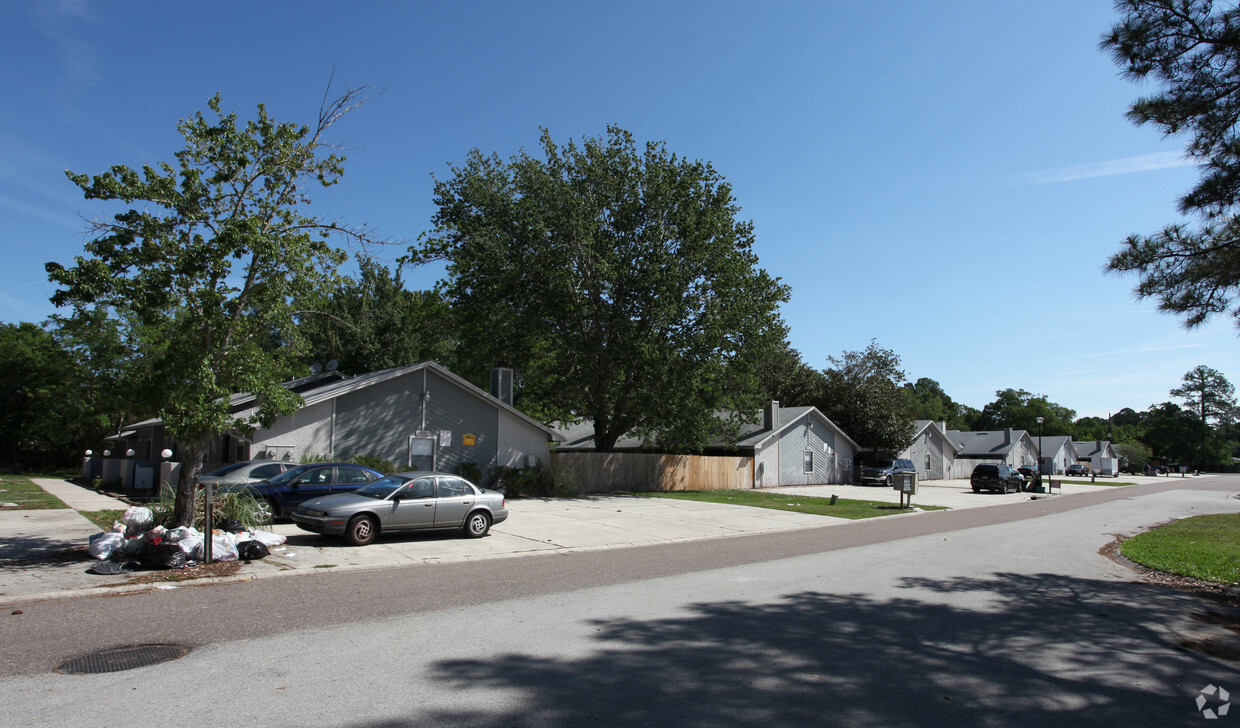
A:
[[172, 435, 209, 529]]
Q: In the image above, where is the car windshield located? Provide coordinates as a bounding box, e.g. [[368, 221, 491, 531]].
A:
[[353, 474, 415, 499], [267, 465, 314, 485], [868, 460, 895, 469], [205, 463, 248, 477]]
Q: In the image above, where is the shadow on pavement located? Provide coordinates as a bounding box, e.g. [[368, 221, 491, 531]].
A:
[[0, 533, 87, 568], [355, 571, 1239, 728]]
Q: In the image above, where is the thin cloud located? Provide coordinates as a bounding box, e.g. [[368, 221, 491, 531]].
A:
[[1023, 151, 1192, 185], [32, 0, 99, 91]]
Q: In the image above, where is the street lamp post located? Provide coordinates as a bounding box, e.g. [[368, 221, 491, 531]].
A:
[[1036, 416, 1045, 493]]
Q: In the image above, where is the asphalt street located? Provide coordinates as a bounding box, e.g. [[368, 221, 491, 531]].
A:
[[0, 476, 1237, 726]]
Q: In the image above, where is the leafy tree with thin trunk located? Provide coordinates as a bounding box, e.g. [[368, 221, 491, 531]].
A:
[[975, 389, 1075, 435], [1170, 364, 1236, 465], [814, 341, 914, 453], [412, 126, 790, 452], [755, 343, 826, 408], [1102, 1, 1240, 328], [46, 87, 377, 528], [296, 256, 457, 375]]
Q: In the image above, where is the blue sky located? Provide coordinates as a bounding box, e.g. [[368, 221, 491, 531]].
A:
[[2, 0, 1236, 420]]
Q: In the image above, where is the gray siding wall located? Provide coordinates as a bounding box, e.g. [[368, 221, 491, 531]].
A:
[[424, 370, 499, 472], [332, 369, 500, 471], [904, 430, 948, 481], [776, 414, 845, 485], [333, 372, 426, 465]]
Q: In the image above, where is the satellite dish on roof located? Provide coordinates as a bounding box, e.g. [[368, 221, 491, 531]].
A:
[[326, 360, 338, 371], [309, 363, 322, 374]]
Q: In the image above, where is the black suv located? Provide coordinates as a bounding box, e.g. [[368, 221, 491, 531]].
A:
[[859, 458, 917, 487], [970, 463, 1025, 493]]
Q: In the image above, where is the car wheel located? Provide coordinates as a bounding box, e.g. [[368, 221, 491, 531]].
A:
[[253, 498, 278, 523], [884, 475, 893, 488], [345, 515, 378, 546], [972, 486, 981, 493], [464, 511, 491, 539]]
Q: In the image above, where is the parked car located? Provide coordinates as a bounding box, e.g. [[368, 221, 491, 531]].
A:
[[1016, 465, 1038, 479], [970, 463, 1025, 493], [198, 460, 296, 488], [859, 458, 917, 487], [221, 462, 383, 520], [291, 472, 508, 546], [1065, 463, 1091, 477]]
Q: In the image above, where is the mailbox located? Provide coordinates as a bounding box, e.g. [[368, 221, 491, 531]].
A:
[[893, 471, 917, 495]]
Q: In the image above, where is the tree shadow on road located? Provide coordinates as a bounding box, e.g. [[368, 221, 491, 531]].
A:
[[353, 571, 1239, 728], [0, 532, 86, 568]]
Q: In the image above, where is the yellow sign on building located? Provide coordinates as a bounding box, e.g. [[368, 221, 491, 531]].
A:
[[462, 433, 476, 447]]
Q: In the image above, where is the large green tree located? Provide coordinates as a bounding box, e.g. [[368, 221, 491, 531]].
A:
[[813, 341, 914, 453], [296, 256, 457, 375], [754, 342, 826, 408], [1102, 1, 1240, 328], [0, 323, 94, 468], [46, 88, 375, 527], [1141, 401, 1208, 463], [974, 389, 1075, 435], [902, 377, 971, 430], [412, 126, 790, 452], [1170, 364, 1236, 465]]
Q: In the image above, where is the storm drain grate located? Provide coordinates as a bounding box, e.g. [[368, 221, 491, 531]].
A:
[[55, 645, 188, 674]]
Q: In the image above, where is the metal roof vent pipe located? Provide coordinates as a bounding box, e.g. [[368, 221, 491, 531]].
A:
[[490, 368, 514, 406], [1004, 427, 1012, 446], [764, 401, 779, 431]]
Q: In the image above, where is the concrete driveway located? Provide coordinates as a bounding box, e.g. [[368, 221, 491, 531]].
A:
[[0, 473, 1209, 604]]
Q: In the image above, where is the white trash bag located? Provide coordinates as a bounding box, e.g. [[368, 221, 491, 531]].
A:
[[188, 530, 239, 562], [120, 506, 154, 538], [87, 532, 125, 560]]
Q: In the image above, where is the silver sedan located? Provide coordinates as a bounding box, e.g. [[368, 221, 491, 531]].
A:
[[290, 471, 508, 546]]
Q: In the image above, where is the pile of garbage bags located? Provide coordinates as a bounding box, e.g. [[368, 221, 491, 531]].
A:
[[87, 505, 287, 572]]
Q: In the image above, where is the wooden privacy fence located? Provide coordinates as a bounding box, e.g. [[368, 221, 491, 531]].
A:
[[552, 452, 753, 493]]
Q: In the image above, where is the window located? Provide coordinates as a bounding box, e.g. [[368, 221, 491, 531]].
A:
[[337, 467, 374, 484], [803, 450, 814, 472], [252, 464, 284, 479], [302, 467, 332, 485], [437, 477, 474, 498]]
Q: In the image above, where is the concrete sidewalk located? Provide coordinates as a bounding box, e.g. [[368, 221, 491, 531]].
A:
[[0, 473, 1218, 605]]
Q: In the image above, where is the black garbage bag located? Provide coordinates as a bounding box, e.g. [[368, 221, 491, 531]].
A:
[[87, 560, 141, 575], [141, 542, 188, 571], [237, 540, 270, 561], [218, 518, 245, 534]]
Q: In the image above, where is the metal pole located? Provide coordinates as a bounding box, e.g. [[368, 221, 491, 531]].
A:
[[203, 481, 213, 564]]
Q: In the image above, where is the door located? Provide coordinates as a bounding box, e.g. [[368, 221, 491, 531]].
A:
[[433, 477, 476, 527], [408, 436, 435, 470], [285, 465, 336, 508], [388, 476, 438, 529], [332, 466, 376, 494]]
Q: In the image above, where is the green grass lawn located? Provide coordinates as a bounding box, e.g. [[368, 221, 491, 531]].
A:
[[79, 509, 127, 530], [1057, 479, 1136, 487], [1121, 513, 1240, 584], [637, 489, 947, 519], [0, 475, 69, 509]]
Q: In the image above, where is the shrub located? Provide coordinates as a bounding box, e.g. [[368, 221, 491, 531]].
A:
[[453, 461, 483, 483], [299, 452, 396, 473], [152, 482, 272, 530], [345, 454, 396, 474], [486, 462, 578, 498]]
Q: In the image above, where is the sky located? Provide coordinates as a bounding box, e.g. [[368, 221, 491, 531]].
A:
[[2, 0, 1237, 421]]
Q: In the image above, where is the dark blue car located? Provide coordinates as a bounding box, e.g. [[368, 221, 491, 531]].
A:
[[219, 462, 382, 520]]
